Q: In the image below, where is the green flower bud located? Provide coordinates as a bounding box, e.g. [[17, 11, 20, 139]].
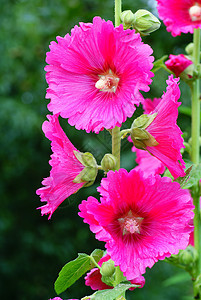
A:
[[179, 245, 198, 266], [185, 43, 194, 55], [100, 259, 115, 277], [73, 151, 98, 186], [133, 9, 161, 36], [101, 153, 117, 172], [120, 10, 135, 29]]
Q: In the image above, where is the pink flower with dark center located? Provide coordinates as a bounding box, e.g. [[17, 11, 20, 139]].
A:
[[79, 169, 194, 279], [165, 54, 193, 77], [141, 75, 185, 179], [157, 0, 201, 36], [36, 114, 86, 219], [85, 254, 145, 290], [45, 16, 154, 133]]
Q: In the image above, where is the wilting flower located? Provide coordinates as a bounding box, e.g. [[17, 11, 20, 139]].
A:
[[36, 114, 97, 219], [165, 54, 193, 78], [45, 16, 153, 133], [130, 75, 185, 179], [85, 254, 145, 290], [156, 0, 201, 36], [79, 169, 194, 279]]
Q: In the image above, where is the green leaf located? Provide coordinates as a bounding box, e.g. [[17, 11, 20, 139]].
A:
[[88, 283, 139, 300], [174, 165, 193, 187], [90, 249, 104, 266], [152, 55, 168, 73], [182, 164, 201, 189], [55, 249, 104, 295]]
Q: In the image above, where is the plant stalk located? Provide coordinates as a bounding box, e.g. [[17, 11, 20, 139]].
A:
[[112, 0, 122, 172], [191, 28, 201, 299]]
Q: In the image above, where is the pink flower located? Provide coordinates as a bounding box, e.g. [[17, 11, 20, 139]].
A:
[[139, 75, 185, 179], [85, 254, 145, 290], [156, 0, 201, 36], [79, 169, 194, 279], [45, 16, 153, 133], [165, 54, 193, 77], [36, 114, 86, 219]]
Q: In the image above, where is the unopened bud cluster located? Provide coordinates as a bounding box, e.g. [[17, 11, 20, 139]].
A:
[[121, 9, 161, 35]]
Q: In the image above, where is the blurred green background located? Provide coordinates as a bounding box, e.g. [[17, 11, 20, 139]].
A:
[[0, 0, 194, 299]]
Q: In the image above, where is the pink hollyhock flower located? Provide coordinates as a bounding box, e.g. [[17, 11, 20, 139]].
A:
[[36, 114, 87, 219], [135, 75, 185, 179], [85, 254, 145, 290], [45, 16, 154, 133], [79, 169, 194, 280], [165, 54, 193, 78], [157, 0, 201, 36]]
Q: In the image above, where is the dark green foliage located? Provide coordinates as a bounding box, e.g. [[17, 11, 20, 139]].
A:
[[0, 0, 195, 299]]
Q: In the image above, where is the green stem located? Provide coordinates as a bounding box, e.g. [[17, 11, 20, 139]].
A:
[[112, 0, 122, 172], [112, 126, 121, 170], [115, 0, 122, 27], [191, 28, 201, 299]]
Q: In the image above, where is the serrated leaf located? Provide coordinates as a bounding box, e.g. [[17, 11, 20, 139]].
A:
[[182, 164, 201, 189], [89, 283, 139, 300], [55, 253, 91, 295]]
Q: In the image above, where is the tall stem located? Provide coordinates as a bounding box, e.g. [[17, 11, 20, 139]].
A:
[[191, 28, 201, 299], [112, 0, 122, 171]]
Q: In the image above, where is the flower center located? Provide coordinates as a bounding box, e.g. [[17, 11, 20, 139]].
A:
[[118, 210, 143, 235], [95, 69, 119, 93], [189, 3, 201, 21]]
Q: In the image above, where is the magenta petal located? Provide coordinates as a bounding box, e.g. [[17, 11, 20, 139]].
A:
[[157, 0, 201, 36], [45, 17, 154, 133], [36, 114, 85, 219], [79, 169, 194, 279]]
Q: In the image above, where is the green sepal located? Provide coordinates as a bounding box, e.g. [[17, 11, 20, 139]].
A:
[[54, 249, 104, 295], [132, 113, 157, 130], [73, 151, 97, 168], [85, 282, 139, 300], [73, 166, 98, 186], [152, 55, 168, 74], [73, 151, 98, 186]]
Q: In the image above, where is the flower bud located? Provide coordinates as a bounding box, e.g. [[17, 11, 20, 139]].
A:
[[165, 54, 194, 80], [133, 9, 161, 36], [121, 10, 135, 29], [179, 245, 198, 266], [100, 259, 115, 277], [101, 154, 117, 172], [73, 151, 98, 186], [185, 43, 194, 55]]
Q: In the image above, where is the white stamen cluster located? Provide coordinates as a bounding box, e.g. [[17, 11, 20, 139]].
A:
[[189, 3, 201, 21], [95, 69, 120, 93]]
